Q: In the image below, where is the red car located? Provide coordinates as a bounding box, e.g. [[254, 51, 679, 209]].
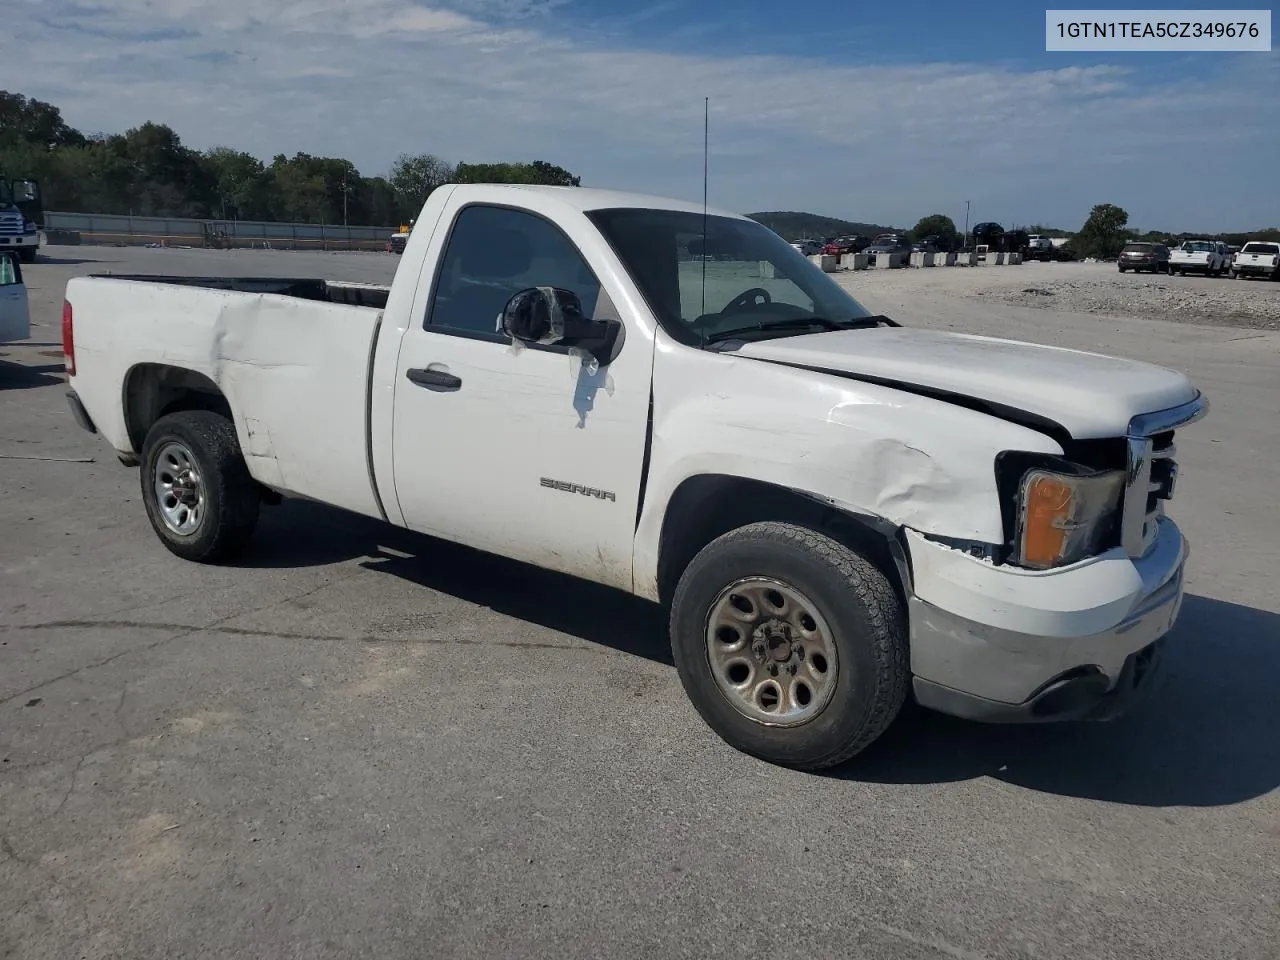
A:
[[822, 236, 862, 256]]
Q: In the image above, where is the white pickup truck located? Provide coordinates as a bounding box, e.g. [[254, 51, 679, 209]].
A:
[[62, 184, 1208, 770], [1231, 240, 1280, 280], [1167, 239, 1230, 276]]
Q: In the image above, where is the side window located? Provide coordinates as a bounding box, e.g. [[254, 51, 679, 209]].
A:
[[426, 204, 601, 337]]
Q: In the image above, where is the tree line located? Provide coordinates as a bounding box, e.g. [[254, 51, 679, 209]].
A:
[[0, 90, 580, 227]]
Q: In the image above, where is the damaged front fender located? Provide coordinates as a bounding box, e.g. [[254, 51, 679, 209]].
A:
[[633, 340, 1063, 594]]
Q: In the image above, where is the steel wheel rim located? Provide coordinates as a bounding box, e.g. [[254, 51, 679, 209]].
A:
[[153, 441, 205, 536], [704, 577, 840, 727]]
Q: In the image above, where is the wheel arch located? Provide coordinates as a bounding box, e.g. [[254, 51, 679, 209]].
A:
[[122, 363, 234, 463], [654, 474, 911, 609]]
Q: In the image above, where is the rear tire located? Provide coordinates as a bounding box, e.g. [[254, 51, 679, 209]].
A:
[[669, 521, 908, 770], [140, 410, 260, 563]]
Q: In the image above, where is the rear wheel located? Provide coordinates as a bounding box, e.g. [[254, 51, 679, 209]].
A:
[[669, 522, 909, 770], [140, 410, 260, 563]]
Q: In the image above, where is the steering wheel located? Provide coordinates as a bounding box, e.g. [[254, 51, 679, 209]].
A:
[[723, 287, 772, 313]]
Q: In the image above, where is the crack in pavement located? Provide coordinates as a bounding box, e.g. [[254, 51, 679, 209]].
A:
[[0, 573, 381, 708], [5, 618, 591, 654], [46, 753, 88, 823]]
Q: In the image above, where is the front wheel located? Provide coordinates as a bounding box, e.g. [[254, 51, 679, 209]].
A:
[[18, 247, 36, 264], [140, 410, 260, 563], [669, 522, 908, 770]]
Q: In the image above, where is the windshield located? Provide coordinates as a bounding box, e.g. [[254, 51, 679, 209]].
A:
[[1242, 242, 1280, 255], [1183, 241, 1213, 252], [587, 208, 875, 345]]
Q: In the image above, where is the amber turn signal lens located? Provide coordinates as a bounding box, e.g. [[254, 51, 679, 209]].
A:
[[1020, 473, 1075, 568]]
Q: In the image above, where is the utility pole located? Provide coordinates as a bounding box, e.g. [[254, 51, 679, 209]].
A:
[[342, 169, 349, 226], [964, 200, 971, 250]]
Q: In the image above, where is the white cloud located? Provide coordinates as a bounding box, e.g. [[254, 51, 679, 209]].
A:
[[9, 1, 1280, 229]]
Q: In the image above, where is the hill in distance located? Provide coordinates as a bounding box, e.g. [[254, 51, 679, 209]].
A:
[[748, 211, 904, 241]]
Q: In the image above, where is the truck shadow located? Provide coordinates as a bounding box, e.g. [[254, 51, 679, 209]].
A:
[[245, 498, 673, 665], [246, 500, 1278, 806], [836, 594, 1280, 807]]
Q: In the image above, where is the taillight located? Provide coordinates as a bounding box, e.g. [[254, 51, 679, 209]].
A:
[[62, 300, 75, 377]]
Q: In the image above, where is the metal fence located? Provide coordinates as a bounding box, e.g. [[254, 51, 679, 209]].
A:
[[42, 212, 397, 252]]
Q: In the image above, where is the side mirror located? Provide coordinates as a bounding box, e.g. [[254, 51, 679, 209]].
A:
[[502, 286, 620, 365]]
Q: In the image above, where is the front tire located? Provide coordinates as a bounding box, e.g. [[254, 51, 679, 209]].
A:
[[18, 247, 36, 264], [669, 522, 908, 770], [140, 410, 260, 563]]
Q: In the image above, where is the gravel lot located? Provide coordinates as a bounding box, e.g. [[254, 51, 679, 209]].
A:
[[837, 259, 1280, 330], [2, 247, 1278, 960]]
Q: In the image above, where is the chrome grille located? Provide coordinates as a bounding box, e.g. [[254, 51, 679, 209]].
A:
[[1121, 398, 1207, 557], [0, 214, 23, 237]]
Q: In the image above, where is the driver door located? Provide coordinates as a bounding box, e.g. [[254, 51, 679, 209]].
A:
[[389, 200, 653, 592]]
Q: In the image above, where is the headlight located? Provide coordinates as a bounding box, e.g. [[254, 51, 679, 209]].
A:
[[1015, 468, 1124, 569], [23, 220, 36, 233]]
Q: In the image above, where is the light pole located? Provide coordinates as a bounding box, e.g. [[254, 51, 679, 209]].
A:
[[964, 200, 970, 250]]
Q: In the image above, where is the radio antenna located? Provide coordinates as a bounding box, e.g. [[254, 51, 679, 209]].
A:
[[700, 96, 709, 320]]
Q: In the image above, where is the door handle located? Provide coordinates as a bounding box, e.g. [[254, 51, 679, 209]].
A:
[[406, 367, 462, 391]]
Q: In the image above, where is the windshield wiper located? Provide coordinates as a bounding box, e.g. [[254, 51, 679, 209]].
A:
[[704, 314, 894, 344]]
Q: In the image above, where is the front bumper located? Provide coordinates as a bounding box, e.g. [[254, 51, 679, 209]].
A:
[[0, 234, 38, 249], [905, 519, 1187, 723]]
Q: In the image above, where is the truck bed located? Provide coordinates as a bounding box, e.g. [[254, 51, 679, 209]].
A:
[[93, 274, 391, 309], [65, 274, 386, 519]]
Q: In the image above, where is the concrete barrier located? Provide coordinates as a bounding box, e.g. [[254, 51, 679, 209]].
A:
[[820, 254, 840, 273], [1006, 252, 1023, 265], [874, 252, 906, 269], [758, 261, 777, 279], [980, 252, 1006, 266], [954, 251, 977, 266], [932, 252, 956, 267], [845, 253, 869, 270], [909, 252, 933, 267]]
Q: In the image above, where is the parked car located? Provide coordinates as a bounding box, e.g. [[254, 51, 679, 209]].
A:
[[821, 236, 863, 257], [864, 237, 912, 263], [1230, 241, 1280, 280], [1168, 239, 1230, 276], [1024, 235, 1055, 261], [1117, 242, 1170, 273], [790, 239, 823, 257], [62, 183, 1208, 770], [0, 251, 30, 344]]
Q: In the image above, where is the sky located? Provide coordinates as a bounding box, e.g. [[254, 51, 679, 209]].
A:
[[8, 0, 1279, 231]]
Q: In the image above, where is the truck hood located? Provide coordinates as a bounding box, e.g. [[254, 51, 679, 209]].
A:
[[733, 327, 1197, 439]]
